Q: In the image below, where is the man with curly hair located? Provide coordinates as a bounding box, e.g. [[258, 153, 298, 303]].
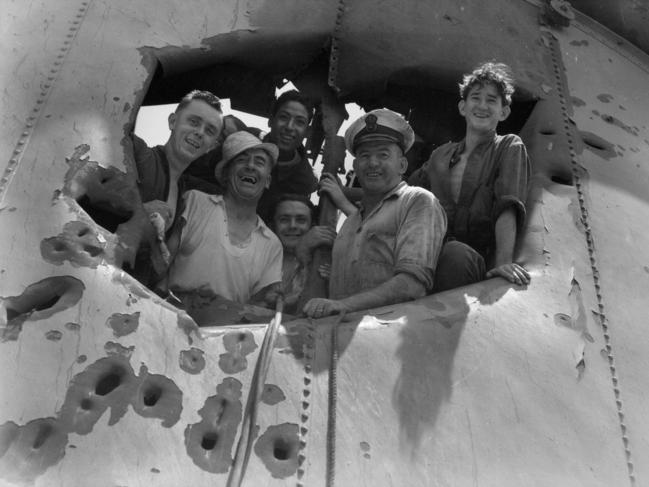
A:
[[409, 62, 531, 291]]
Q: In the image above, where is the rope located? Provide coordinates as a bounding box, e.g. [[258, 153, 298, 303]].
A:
[[227, 297, 284, 487]]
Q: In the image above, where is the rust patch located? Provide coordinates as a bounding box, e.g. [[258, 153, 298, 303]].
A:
[[1, 276, 84, 342], [253, 423, 299, 479], [0, 418, 68, 485], [261, 384, 286, 405], [45, 330, 63, 341], [179, 347, 206, 374], [104, 341, 135, 359], [184, 378, 243, 474], [218, 330, 257, 374], [106, 311, 140, 337]]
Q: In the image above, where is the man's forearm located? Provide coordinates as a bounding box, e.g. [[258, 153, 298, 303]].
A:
[[493, 208, 518, 267], [339, 273, 426, 312]]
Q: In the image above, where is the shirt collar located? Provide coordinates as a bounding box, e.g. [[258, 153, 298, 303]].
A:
[[358, 180, 407, 214], [448, 133, 498, 168]]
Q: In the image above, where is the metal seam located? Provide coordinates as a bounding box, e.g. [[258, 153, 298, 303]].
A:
[[0, 1, 93, 201], [325, 320, 339, 487], [296, 321, 315, 487], [547, 34, 636, 487], [327, 0, 346, 93]]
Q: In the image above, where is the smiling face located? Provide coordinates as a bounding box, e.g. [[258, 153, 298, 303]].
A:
[[268, 100, 310, 157], [273, 200, 313, 251], [459, 82, 511, 135], [167, 99, 222, 166], [226, 148, 273, 201], [352, 141, 407, 196]]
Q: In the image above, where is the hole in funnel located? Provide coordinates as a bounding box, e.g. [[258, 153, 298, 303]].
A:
[[201, 432, 218, 450]]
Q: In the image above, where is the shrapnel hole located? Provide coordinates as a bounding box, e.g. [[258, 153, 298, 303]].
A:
[[143, 385, 162, 407], [95, 369, 123, 396], [80, 398, 93, 410], [201, 432, 218, 450], [273, 438, 291, 460]]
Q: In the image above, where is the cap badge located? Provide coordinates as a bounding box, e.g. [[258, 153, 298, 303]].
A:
[[364, 114, 378, 132]]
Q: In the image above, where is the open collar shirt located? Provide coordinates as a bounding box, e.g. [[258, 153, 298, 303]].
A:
[[329, 182, 447, 300]]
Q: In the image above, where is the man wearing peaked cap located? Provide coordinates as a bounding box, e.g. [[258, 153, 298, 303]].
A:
[[159, 131, 283, 313], [303, 109, 447, 318]]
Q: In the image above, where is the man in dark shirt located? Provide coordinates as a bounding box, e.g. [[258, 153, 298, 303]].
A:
[[130, 90, 223, 281], [409, 62, 531, 291], [257, 90, 319, 222]]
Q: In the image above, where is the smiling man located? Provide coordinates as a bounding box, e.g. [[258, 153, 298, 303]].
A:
[[161, 131, 282, 307], [271, 194, 336, 314], [132, 90, 223, 225], [409, 62, 531, 291], [303, 109, 447, 319], [256, 90, 319, 223]]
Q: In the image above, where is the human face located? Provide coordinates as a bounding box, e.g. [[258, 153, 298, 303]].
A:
[[268, 101, 310, 155], [459, 83, 510, 135], [167, 100, 223, 164], [273, 200, 312, 251], [352, 142, 407, 196], [227, 148, 273, 201]]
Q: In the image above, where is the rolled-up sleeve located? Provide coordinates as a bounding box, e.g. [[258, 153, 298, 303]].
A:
[[394, 189, 447, 290], [492, 135, 530, 230]]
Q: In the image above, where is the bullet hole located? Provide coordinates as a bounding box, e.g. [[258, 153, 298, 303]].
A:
[[273, 438, 290, 460], [76, 355, 87, 363], [261, 384, 286, 405], [201, 432, 218, 450], [551, 175, 573, 186], [219, 330, 257, 374], [95, 368, 124, 396], [32, 423, 52, 449], [143, 386, 162, 407], [41, 222, 106, 268], [1, 276, 84, 341], [254, 423, 299, 478], [80, 399, 93, 410], [83, 244, 103, 257], [184, 378, 243, 473], [539, 128, 555, 135]]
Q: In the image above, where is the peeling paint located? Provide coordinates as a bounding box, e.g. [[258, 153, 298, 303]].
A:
[[106, 311, 140, 337], [218, 331, 257, 374], [184, 378, 243, 474], [253, 423, 299, 479], [179, 347, 206, 374], [1, 276, 84, 342]]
